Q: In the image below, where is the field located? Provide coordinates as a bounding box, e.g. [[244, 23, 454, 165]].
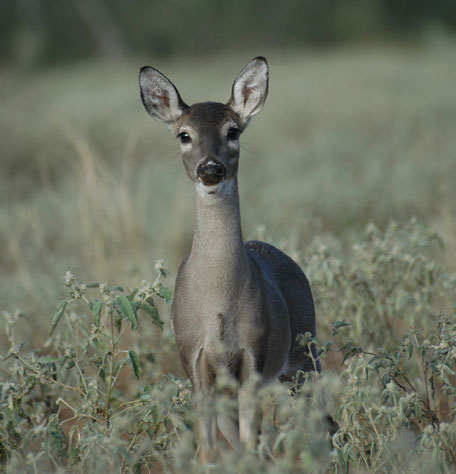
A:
[[1, 43, 456, 472]]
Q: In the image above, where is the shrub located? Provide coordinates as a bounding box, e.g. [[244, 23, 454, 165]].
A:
[[1, 220, 455, 473]]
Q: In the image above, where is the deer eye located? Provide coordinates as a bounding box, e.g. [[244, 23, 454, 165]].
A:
[[227, 127, 240, 140], [177, 132, 191, 144]]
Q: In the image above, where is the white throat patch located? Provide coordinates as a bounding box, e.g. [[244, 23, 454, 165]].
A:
[[196, 178, 235, 199]]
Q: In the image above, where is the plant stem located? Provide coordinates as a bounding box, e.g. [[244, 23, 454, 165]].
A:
[[105, 308, 117, 422], [16, 354, 86, 397]]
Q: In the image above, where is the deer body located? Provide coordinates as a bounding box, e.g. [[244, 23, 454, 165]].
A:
[[174, 182, 293, 384], [139, 58, 319, 460]]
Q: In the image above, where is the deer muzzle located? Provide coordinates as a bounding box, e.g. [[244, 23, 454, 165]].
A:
[[196, 159, 226, 186]]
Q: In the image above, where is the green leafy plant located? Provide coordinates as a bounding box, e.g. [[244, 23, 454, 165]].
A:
[[0, 262, 193, 472], [1, 221, 455, 473]]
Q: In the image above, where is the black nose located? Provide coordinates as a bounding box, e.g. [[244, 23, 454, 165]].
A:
[[196, 159, 226, 185]]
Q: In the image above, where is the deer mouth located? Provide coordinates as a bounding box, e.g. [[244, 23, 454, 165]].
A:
[[199, 174, 224, 186], [197, 177, 223, 195], [197, 177, 234, 197]]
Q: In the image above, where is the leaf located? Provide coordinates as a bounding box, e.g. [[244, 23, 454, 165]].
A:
[[116, 295, 138, 330], [429, 362, 440, 376], [407, 343, 414, 359], [48, 415, 68, 459], [273, 432, 287, 454], [25, 376, 35, 392], [140, 386, 153, 401], [98, 351, 110, 380], [442, 363, 456, 376], [69, 446, 80, 465], [159, 286, 173, 303], [93, 338, 108, 353], [3, 342, 25, 361], [89, 298, 103, 327], [381, 374, 391, 388], [138, 303, 163, 329], [7, 421, 21, 446], [334, 320, 352, 330], [415, 402, 423, 420], [114, 313, 122, 332], [50, 300, 68, 335], [0, 442, 9, 463], [129, 350, 142, 380], [128, 288, 139, 300]]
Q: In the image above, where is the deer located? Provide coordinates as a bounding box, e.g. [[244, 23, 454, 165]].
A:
[[139, 57, 321, 462]]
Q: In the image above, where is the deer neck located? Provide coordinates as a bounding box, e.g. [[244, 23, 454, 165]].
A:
[[190, 178, 248, 276]]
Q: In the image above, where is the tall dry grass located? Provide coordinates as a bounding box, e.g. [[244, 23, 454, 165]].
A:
[[1, 43, 456, 343]]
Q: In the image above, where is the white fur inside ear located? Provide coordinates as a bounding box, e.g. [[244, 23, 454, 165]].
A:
[[140, 69, 184, 123], [230, 59, 268, 121]]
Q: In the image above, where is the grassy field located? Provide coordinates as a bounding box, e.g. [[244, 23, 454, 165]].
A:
[[2, 44, 456, 321], [1, 43, 456, 472]]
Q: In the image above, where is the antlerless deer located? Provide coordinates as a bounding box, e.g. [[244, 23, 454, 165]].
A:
[[139, 57, 320, 461]]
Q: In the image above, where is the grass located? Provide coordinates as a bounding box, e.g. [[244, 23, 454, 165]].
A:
[[1, 43, 456, 472]]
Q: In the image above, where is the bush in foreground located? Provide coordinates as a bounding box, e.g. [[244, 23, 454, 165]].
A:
[[1, 220, 455, 472]]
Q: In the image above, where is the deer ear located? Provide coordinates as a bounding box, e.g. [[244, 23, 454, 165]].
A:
[[228, 56, 269, 124], [139, 66, 188, 123]]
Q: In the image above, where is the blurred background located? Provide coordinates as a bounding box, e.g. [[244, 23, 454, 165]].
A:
[[1, 0, 456, 344]]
